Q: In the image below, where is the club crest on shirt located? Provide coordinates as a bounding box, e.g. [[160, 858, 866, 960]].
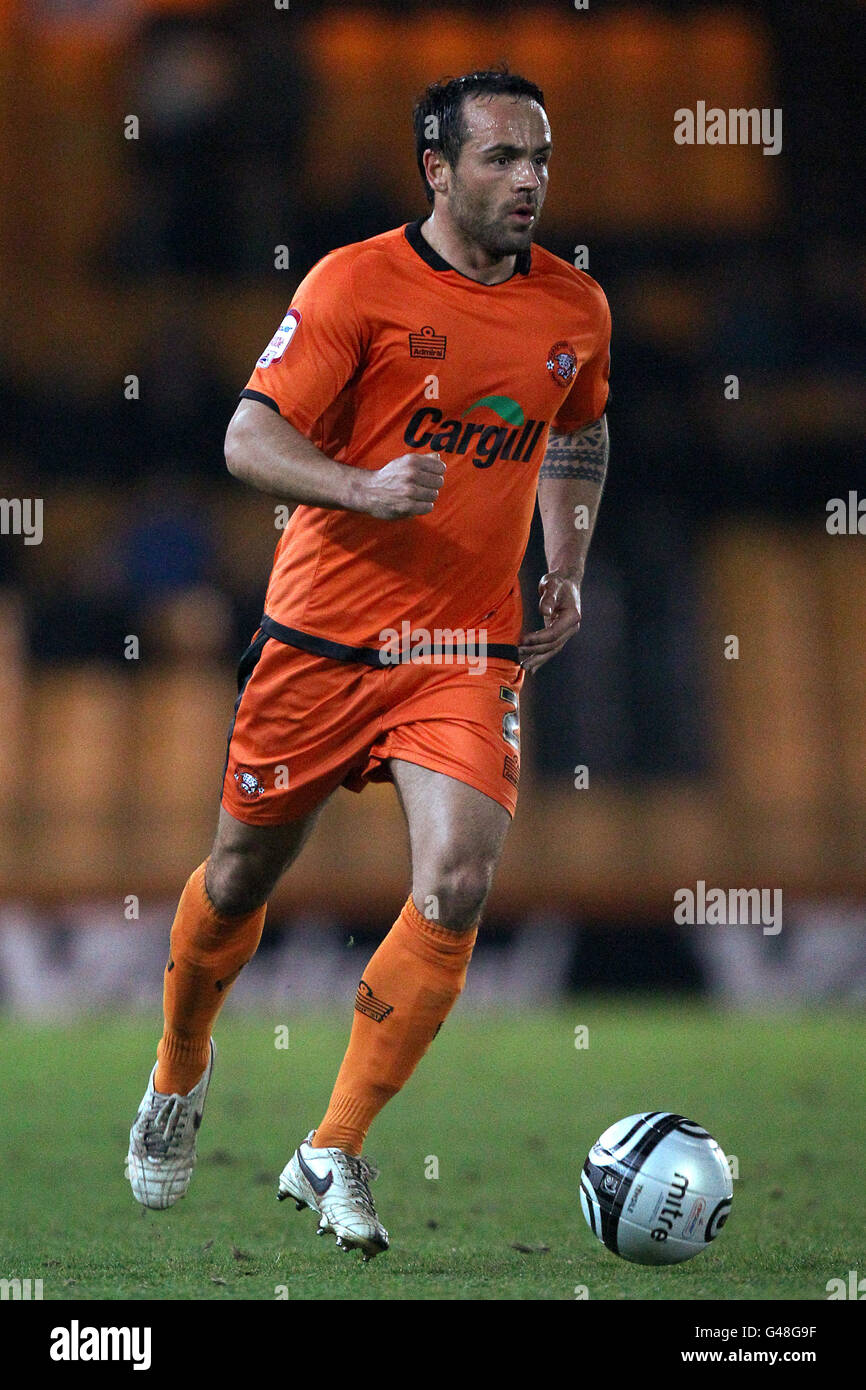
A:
[[257, 308, 302, 369], [546, 340, 577, 386]]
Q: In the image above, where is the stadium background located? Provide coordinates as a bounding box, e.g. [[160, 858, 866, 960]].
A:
[[1, 0, 865, 1016]]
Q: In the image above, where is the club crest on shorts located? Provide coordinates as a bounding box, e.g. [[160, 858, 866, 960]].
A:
[[546, 340, 577, 386], [234, 765, 265, 799]]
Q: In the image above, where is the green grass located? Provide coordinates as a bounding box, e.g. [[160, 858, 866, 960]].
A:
[[0, 1002, 863, 1300]]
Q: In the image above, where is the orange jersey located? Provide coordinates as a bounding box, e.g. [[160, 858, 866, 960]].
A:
[[241, 219, 611, 653]]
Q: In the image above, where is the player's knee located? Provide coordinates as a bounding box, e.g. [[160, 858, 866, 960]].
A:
[[424, 858, 494, 930], [205, 852, 270, 918]]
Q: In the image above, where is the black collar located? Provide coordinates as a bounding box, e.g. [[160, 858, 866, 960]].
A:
[[404, 217, 531, 281]]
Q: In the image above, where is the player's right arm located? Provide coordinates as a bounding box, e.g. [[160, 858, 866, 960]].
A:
[[225, 398, 445, 520], [229, 247, 444, 519]]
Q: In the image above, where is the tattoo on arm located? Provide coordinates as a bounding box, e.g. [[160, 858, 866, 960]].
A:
[[539, 415, 609, 483]]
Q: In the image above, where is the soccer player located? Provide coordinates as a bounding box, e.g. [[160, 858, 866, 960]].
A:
[[127, 68, 611, 1260]]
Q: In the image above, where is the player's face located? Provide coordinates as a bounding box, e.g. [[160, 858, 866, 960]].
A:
[[447, 95, 552, 257]]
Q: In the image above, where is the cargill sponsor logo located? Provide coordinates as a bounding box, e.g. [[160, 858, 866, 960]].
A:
[[378, 621, 488, 674], [404, 395, 545, 469]]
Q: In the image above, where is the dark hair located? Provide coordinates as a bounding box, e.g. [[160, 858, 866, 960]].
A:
[[413, 66, 546, 205]]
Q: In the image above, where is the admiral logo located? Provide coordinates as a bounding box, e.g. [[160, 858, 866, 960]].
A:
[[404, 394, 545, 469], [354, 979, 394, 1023], [409, 325, 447, 359], [547, 341, 577, 386]]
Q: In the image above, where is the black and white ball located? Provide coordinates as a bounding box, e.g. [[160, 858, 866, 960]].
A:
[[580, 1112, 733, 1265]]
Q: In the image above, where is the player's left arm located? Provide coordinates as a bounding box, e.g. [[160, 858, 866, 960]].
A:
[[519, 414, 609, 674]]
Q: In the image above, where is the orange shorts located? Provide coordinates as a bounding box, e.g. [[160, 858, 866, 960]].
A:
[[221, 624, 525, 825]]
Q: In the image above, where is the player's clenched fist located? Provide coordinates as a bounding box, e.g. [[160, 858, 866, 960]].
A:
[[360, 452, 446, 520]]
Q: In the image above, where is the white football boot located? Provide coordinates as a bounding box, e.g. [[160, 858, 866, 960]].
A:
[[277, 1130, 390, 1261], [126, 1040, 215, 1209]]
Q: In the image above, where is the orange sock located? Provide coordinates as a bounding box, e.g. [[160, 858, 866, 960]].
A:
[[154, 861, 266, 1095], [313, 895, 477, 1155]]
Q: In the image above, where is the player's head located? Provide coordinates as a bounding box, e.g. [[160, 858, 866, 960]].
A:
[[413, 67, 550, 258]]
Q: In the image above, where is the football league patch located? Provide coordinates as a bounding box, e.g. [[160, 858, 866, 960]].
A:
[[257, 308, 302, 369]]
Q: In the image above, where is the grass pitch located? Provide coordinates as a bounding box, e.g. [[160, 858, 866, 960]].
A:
[[0, 1002, 863, 1301]]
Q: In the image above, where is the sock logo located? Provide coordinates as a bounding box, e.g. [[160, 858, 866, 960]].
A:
[[215, 964, 245, 992], [354, 979, 394, 1023]]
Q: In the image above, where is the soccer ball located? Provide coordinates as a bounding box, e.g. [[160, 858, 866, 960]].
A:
[[580, 1112, 733, 1265]]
